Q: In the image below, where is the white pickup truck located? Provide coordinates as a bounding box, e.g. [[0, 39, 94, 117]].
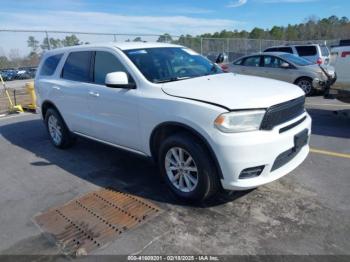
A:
[[329, 43, 350, 103]]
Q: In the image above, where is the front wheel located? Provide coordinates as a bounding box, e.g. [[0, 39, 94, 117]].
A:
[[158, 133, 219, 201], [296, 78, 314, 96]]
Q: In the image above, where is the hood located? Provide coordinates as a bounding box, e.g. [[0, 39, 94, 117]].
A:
[[161, 73, 304, 110], [305, 64, 336, 77]]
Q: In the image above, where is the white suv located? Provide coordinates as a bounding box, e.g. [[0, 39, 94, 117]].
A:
[[264, 44, 330, 65], [35, 42, 311, 201]]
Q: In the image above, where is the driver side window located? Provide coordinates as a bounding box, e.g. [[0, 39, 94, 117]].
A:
[[94, 51, 130, 85], [263, 56, 283, 68], [242, 56, 261, 67]]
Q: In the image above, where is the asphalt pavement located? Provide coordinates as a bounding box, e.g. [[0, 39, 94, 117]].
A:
[[0, 96, 349, 256]]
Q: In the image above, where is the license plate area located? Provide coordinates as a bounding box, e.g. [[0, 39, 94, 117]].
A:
[[294, 129, 308, 152]]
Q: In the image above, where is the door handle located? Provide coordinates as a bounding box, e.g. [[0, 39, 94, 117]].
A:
[[52, 86, 60, 91], [89, 91, 100, 97]]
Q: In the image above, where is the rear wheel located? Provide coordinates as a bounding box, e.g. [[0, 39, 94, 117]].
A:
[[45, 108, 75, 149], [158, 133, 219, 201], [296, 77, 314, 96]]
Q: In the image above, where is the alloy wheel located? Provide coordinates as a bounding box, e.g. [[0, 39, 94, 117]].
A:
[[298, 80, 312, 95], [48, 115, 62, 145], [164, 147, 199, 193]]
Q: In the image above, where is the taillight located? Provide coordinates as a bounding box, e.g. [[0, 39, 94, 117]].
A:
[[316, 58, 323, 64], [220, 64, 229, 72], [341, 51, 350, 58]]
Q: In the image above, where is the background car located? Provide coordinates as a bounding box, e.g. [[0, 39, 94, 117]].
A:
[[264, 44, 330, 65], [0, 69, 17, 81], [228, 52, 336, 95], [328, 40, 350, 103]]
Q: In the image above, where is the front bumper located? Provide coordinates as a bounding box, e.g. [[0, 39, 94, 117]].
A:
[[211, 112, 312, 191], [313, 76, 337, 91]]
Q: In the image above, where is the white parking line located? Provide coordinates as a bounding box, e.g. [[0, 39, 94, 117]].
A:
[[0, 112, 33, 120]]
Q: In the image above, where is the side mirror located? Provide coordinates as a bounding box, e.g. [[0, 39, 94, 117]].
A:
[[105, 72, 136, 89], [280, 62, 290, 69]]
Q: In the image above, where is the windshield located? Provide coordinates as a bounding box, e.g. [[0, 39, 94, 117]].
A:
[[124, 47, 223, 83], [280, 53, 313, 66]]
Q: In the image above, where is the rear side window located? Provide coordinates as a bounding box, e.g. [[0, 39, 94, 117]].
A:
[[277, 47, 293, 54], [94, 51, 127, 84], [265, 48, 278, 52], [264, 47, 293, 53], [62, 51, 93, 82], [296, 46, 317, 56], [40, 54, 63, 76], [242, 56, 261, 67]]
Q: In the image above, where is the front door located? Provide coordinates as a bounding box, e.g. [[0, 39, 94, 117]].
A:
[[238, 55, 265, 77], [262, 55, 296, 83], [86, 50, 142, 151]]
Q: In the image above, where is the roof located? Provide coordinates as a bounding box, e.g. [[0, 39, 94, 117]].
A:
[[261, 51, 292, 56], [42, 42, 183, 55], [236, 52, 291, 58], [265, 43, 324, 49], [113, 42, 183, 50], [232, 52, 296, 63]]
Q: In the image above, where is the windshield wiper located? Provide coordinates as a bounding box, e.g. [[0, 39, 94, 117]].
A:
[[154, 76, 191, 83]]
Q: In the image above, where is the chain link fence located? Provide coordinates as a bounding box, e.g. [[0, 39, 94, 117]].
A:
[[200, 38, 340, 62], [0, 29, 340, 85]]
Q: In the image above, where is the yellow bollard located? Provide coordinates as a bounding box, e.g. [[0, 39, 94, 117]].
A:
[[26, 81, 37, 111]]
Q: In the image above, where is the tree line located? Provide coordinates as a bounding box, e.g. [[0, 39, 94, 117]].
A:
[[166, 15, 350, 52], [0, 15, 349, 69]]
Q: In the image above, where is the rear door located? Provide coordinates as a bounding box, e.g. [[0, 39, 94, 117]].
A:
[[54, 51, 94, 134]]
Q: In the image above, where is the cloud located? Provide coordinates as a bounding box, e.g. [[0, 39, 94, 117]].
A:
[[0, 10, 244, 36], [227, 0, 248, 8], [260, 0, 318, 3], [166, 7, 213, 14]]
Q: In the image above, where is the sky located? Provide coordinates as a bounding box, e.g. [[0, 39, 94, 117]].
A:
[[0, 0, 348, 57], [0, 0, 349, 36]]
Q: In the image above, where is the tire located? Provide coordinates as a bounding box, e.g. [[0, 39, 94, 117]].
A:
[[45, 108, 75, 149], [296, 77, 314, 96], [158, 133, 219, 201]]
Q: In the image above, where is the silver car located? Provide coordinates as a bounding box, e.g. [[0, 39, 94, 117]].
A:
[[228, 52, 336, 95]]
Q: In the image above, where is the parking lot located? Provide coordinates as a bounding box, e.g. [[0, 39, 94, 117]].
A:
[[0, 95, 349, 256]]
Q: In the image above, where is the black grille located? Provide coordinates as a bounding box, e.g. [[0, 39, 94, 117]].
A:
[[260, 96, 305, 130], [271, 147, 297, 172]]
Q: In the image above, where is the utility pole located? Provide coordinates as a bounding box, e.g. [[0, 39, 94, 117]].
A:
[[45, 31, 51, 50]]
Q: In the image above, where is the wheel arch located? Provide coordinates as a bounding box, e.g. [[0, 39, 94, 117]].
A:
[[150, 121, 224, 179], [294, 76, 313, 85], [41, 100, 59, 119], [41, 100, 70, 130]]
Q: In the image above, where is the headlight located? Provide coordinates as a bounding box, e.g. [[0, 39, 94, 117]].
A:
[[214, 110, 266, 133]]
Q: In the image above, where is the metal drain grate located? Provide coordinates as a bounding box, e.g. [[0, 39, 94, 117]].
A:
[[35, 188, 161, 254]]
